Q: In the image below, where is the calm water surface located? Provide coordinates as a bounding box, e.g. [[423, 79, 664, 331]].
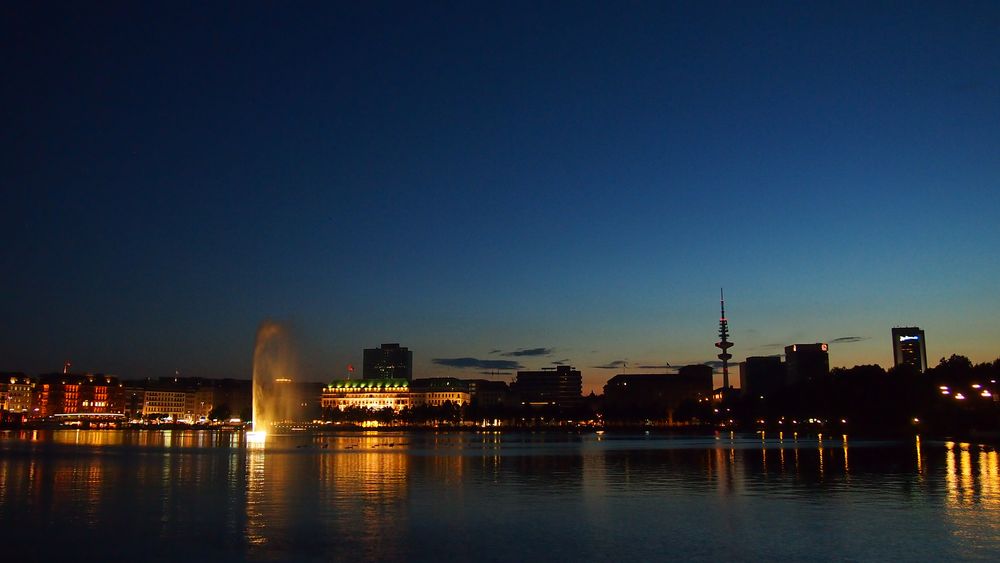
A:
[[1, 430, 998, 561]]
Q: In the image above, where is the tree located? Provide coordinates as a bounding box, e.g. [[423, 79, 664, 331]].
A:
[[208, 404, 232, 421]]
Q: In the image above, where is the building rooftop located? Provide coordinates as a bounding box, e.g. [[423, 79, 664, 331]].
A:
[[326, 378, 410, 390]]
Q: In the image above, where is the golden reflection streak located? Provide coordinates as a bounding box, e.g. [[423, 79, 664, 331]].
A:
[[843, 438, 849, 475], [818, 442, 824, 477], [960, 443, 973, 503], [915, 435, 922, 474], [946, 441, 957, 502], [981, 449, 999, 509], [245, 445, 267, 546]]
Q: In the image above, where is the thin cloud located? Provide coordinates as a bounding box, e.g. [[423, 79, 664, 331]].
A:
[[593, 360, 627, 370], [433, 357, 522, 370], [488, 349, 503, 355], [502, 347, 553, 357], [830, 336, 869, 344], [551, 358, 571, 365], [637, 364, 672, 369]]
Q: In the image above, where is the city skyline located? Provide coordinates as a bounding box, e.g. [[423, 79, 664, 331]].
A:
[[3, 3, 999, 393], [0, 319, 973, 395]]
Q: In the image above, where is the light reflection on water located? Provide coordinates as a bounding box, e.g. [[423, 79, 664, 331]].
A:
[[0, 430, 999, 561]]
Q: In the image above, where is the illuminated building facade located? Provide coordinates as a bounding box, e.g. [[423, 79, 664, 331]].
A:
[[410, 378, 471, 407], [34, 373, 124, 418], [363, 343, 413, 381], [784, 344, 829, 385], [1, 373, 33, 413], [892, 326, 928, 373], [141, 386, 196, 419], [512, 365, 582, 412], [322, 379, 412, 411]]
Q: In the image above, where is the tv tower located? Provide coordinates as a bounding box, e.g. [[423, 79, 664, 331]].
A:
[[715, 288, 733, 390]]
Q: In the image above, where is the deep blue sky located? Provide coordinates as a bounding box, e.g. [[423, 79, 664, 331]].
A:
[[3, 1, 998, 391]]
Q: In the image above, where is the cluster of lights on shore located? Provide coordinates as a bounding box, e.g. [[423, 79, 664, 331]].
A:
[[939, 380, 996, 401]]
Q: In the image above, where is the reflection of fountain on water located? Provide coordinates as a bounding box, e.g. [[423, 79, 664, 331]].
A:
[[251, 320, 299, 437]]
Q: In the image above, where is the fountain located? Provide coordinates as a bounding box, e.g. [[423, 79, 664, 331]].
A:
[[250, 320, 299, 440]]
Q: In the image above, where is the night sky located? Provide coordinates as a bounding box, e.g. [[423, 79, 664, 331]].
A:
[[3, 2, 999, 392]]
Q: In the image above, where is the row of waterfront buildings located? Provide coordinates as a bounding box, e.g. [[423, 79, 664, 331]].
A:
[[0, 327, 930, 424]]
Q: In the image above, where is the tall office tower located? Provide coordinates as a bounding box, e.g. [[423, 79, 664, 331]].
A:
[[784, 343, 830, 385], [739, 356, 786, 398], [892, 327, 928, 373], [512, 365, 583, 412], [363, 343, 413, 381], [715, 289, 734, 390]]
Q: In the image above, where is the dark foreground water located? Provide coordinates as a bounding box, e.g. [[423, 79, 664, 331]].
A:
[[1, 430, 998, 562]]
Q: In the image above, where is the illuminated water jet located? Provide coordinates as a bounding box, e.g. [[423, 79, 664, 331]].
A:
[[252, 320, 299, 434]]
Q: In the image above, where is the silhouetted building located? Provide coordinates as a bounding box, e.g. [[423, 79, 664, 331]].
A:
[[465, 379, 511, 409], [123, 385, 145, 420], [512, 365, 582, 412], [205, 379, 253, 420], [892, 327, 928, 373], [740, 356, 786, 398], [603, 364, 713, 421], [784, 344, 829, 385], [363, 343, 413, 381]]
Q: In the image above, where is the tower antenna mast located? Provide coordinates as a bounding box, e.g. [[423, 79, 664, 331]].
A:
[[715, 288, 734, 391]]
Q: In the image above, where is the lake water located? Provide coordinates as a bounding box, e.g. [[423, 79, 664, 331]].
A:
[[1, 430, 998, 561]]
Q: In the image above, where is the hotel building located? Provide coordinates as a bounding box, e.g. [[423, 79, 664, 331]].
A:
[[322, 379, 413, 411], [892, 327, 928, 373]]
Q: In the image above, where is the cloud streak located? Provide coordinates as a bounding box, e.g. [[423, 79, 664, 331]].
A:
[[433, 357, 523, 370], [593, 360, 627, 370], [830, 336, 869, 344], [502, 347, 553, 357]]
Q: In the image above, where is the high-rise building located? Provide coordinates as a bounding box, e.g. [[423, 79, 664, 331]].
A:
[[784, 344, 829, 385], [512, 365, 582, 412], [363, 343, 413, 381], [892, 327, 928, 373], [739, 356, 786, 398]]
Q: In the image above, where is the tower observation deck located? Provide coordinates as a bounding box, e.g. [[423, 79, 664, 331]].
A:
[[715, 289, 734, 390]]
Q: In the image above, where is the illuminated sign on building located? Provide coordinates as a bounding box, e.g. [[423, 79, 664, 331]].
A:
[[892, 327, 927, 373]]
